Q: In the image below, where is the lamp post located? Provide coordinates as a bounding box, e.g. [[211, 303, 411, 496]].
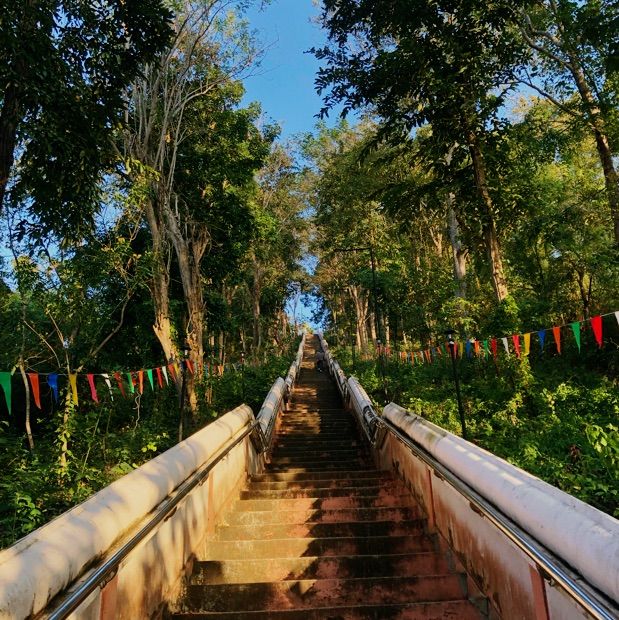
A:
[[445, 329, 467, 440]]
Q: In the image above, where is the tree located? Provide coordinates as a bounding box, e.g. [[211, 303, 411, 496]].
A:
[[516, 0, 619, 244], [313, 0, 530, 302], [0, 0, 172, 240]]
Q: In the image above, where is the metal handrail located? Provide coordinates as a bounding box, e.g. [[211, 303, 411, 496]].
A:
[[369, 413, 617, 620], [45, 421, 258, 620]]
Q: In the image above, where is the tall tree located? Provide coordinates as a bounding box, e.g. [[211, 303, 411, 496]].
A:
[[313, 0, 527, 302], [515, 0, 619, 244], [0, 0, 171, 240]]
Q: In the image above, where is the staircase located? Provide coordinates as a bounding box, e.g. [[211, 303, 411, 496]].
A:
[[170, 336, 485, 619]]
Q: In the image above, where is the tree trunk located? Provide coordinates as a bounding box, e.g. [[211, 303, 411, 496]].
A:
[[465, 128, 509, 302], [448, 196, 467, 298], [145, 199, 178, 364], [349, 285, 369, 348], [569, 60, 619, 245]]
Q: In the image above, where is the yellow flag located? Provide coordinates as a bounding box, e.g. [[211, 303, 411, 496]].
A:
[[69, 373, 79, 405], [523, 333, 531, 356]]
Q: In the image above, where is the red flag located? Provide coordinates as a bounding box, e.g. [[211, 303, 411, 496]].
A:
[[114, 372, 126, 397], [591, 315, 603, 348], [155, 366, 163, 388], [87, 374, 99, 403], [138, 370, 144, 394], [552, 326, 561, 354], [491, 339, 498, 359], [168, 363, 177, 381], [186, 359, 194, 374], [27, 373, 42, 409], [512, 335, 521, 358]]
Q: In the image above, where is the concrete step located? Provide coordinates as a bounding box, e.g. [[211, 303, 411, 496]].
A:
[[203, 534, 435, 560], [215, 519, 426, 541], [224, 506, 424, 526], [248, 476, 392, 491], [180, 575, 467, 612], [240, 483, 402, 500], [266, 459, 368, 469], [251, 470, 391, 482], [271, 449, 364, 460], [190, 552, 451, 584], [169, 599, 483, 619], [234, 494, 418, 512]]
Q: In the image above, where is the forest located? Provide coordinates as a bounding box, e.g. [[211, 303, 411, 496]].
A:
[[0, 0, 618, 546]]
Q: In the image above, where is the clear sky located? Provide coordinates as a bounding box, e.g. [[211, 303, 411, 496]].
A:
[[241, 0, 339, 141]]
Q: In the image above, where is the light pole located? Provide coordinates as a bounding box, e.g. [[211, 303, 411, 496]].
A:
[[445, 329, 467, 440]]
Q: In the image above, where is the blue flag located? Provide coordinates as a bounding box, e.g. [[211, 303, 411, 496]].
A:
[[47, 373, 59, 403], [537, 330, 546, 352]]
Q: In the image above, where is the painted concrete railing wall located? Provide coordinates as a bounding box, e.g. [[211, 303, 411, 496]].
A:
[[0, 334, 305, 620], [317, 333, 618, 620]]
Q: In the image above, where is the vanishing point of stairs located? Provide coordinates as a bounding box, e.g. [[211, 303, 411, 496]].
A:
[[170, 336, 485, 619]]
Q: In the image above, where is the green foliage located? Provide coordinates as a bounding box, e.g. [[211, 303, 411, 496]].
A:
[[335, 344, 619, 517]]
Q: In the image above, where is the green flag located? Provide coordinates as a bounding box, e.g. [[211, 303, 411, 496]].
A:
[[570, 321, 581, 352], [147, 368, 154, 390], [0, 372, 11, 413], [127, 372, 135, 394]]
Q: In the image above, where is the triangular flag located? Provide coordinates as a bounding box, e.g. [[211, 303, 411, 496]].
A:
[[0, 372, 12, 413], [69, 373, 79, 405], [538, 330, 546, 352], [146, 369, 154, 390], [167, 363, 176, 382], [502, 337, 510, 356], [138, 370, 144, 394], [102, 374, 114, 401], [570, 322, 581, 352], [523, 333, 531, 356], [87, 374, 99, 403], [512, 335, 521, 358], [591, 315, 603, 348], [127, 372, 135, 394], [459, 341, 465, 358], [491, 339, 498, 359], [155, 367, 163, 388], [615, 311, 619, 327], [114, 371, 126, 397], [552, 326, 561, 354], [48, 373, 59, 402], [27, 373, 42, 409], [465, 340, 472, 359], [162, 366, 169, 384], [483, 340, 489, 358], [474, 340, 480, 357]]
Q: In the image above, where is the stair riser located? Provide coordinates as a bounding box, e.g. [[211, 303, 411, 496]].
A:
[[182, 575, 466, 612], [191, 552, 451, 584], [224, 506, 423, 526], [252, 470, 390, 482], [248, 477, 392, 491], [236, 495, 417, 511], [170, 600, 482, 619], [204, 535, 435, 560], [216, 520, 425, 541], [240, 485, 401, 500]]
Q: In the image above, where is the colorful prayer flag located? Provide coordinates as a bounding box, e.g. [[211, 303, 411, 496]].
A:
[[591, 315, 603, 348], [27, 373, 41, 409], [570, 322, 581, 352], [87, 374, 99, 403], [0, 372, 11, 413]]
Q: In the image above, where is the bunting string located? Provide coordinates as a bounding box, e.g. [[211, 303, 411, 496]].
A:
[[372, 310, 619, 369], [0, 357, 246, 414]]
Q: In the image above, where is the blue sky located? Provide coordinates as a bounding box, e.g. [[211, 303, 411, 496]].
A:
[[241, 1, 339, 141]]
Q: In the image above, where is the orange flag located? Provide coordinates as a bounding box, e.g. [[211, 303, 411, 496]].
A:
[[138, 370, 144, 394], [552, 326, 561, 354], [27, 373, 42, 409]]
